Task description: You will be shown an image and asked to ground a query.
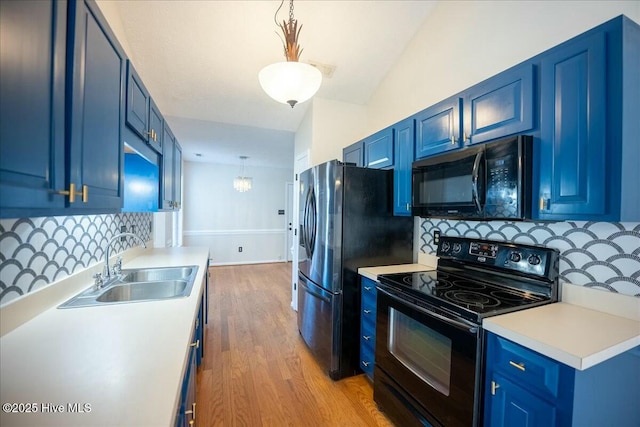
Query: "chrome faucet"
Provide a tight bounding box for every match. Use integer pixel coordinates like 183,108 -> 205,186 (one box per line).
103,232 -> 147,280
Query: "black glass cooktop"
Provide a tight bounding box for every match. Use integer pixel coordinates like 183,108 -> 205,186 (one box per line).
378,269 -> 551,322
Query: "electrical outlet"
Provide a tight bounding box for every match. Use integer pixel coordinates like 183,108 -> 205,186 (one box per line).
433,229 -> 441,245
238,246 -> 243,253
120,226 -> 127,241
130,225 -> 136,234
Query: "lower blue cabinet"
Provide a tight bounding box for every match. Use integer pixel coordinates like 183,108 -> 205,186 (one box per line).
176,294 -> 204,427
484,332 -> 640,427
360,277 -> 378,380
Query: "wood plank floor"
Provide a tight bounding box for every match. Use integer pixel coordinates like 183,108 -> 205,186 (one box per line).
196,262 -> 394,427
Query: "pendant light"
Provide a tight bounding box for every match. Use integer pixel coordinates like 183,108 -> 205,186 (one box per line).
259,0 -> 322,108
233,156 -> 252,193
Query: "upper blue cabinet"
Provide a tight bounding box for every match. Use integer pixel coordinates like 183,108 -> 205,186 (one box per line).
0,0 -> 126,218
0,0 -> 67,216
393,118 -> 415,216
364,127 -> 394,169
343,141 -> 364,167
464,63 -> 535,145
67,0 -> 126,211
415,96 -> 462,159
535,16 -> 640,221
125,61 -> 163,155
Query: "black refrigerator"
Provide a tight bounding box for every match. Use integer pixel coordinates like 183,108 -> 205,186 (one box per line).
297,160 -> 413,380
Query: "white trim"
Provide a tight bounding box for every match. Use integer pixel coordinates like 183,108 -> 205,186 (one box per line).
209,259 -> 287,267
183,229 -> 286,236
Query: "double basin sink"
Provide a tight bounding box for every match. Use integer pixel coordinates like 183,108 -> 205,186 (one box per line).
59,266 -> 198,308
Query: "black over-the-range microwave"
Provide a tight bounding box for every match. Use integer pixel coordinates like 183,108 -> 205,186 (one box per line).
412,135 -> 533,220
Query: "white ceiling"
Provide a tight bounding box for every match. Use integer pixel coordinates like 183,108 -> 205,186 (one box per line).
112,1 -> 437,167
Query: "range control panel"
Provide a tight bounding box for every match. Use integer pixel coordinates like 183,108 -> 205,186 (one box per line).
436,236 -> 559,280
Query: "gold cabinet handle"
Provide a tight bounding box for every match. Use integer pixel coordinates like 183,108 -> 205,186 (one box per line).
463,133 -> 470,143
362,361 -> 370,367
58,183 -> 87,203
363,309 -> 371,314
190,339 -> 200,349
491,380 -> 500,395
364,286 -> 371,291
363,335 -> 371,341
509,360 -> 526,371
185,402 -> 196,425
450,135 -> 456,145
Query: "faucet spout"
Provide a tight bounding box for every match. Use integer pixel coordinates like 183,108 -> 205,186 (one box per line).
104,233 -> 147,279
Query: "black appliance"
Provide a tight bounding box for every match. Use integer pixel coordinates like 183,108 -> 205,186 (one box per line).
412,135 -> 532,219
374,235 -> 559,427
297,160 -> 413,380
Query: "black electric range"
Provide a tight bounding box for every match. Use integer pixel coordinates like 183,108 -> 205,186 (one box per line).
373,236 -> 560,427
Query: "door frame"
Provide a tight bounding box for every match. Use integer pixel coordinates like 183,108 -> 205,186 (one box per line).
292,150 -> 310,311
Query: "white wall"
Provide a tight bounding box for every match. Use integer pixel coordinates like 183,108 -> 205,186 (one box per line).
366,0 -> 640,134
294,97 -> 367,168
182,161 -> 293,265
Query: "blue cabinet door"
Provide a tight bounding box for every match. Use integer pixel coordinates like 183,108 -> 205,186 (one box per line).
464,63 -> 534,145
364,127 -> 394,169
393,118 -> 415,216
161,123 -> 176,210
67,0 -> 125,211
148,98 -> 163,154
0,0 -> 67,216
360,277 -> 378,380
487,373 -> 558,427
125,61 -> 150,142
537,32 -> 607,220
174,142 -> 182,209
415,96 -> 461,159
343,141 -> 364,167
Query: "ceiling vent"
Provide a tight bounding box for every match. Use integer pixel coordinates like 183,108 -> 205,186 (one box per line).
307,61 -> 336,78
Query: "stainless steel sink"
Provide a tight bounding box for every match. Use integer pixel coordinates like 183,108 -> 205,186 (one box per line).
120,267 -> 194,283
97,280 -> 188,302
59,265 -> 198,308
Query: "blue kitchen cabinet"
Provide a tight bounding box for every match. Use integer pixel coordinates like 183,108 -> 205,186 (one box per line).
125,62 -> 150,141
66,0 -> 126,211
536,16 -> 640,221
161,122 -> 183,210
149,98 -> 164,154
393,118 -> 415,216
484,332 -> 640,427
463,63 -> 534,146
125,61 -> 163,155
415,96 -> 462,159
0,0 -> 67,217
360,277 -> 378,379
176,294 -> 204,427
343,141 -> 364,167
364,127 -> 394,169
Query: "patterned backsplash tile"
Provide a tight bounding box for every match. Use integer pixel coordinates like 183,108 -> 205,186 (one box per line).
419,219 -> 640,297
0,213 -> 152,305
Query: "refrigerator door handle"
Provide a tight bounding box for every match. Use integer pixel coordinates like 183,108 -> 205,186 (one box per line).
300,275 -> 331,303
308,187 -> 317,259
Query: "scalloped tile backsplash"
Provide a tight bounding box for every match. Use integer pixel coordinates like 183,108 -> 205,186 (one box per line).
419,219 -> 640,297
0,213 -> 152,305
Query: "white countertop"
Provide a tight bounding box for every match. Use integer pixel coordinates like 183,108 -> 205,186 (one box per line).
358,253 -> 438,281
483,302 -> 640,370
358,263 -> 434,281
0,247 -> 209,427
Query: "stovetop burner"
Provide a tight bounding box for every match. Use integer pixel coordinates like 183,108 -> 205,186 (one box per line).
379,269 -> 552,323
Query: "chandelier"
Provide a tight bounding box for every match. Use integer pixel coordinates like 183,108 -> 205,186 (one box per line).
233,156 -> 252,193
258,0 -> 322,108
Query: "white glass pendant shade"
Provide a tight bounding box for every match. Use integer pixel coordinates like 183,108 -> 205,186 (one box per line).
259,61 -> 322,107
233,176 -> 252,192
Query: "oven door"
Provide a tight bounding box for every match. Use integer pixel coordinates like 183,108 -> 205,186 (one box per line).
374,285 -> 480,427
412,144 -> 485,218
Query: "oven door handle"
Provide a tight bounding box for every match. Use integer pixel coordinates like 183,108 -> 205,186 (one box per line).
377,286 -> 479,335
